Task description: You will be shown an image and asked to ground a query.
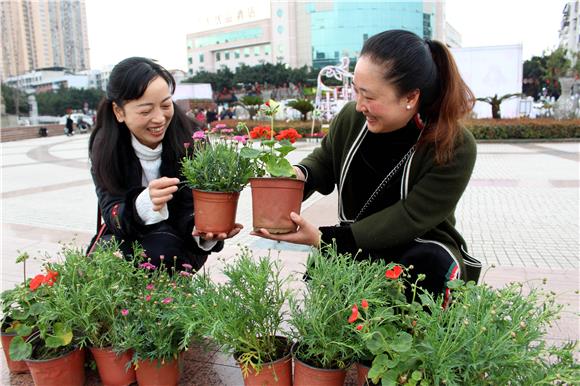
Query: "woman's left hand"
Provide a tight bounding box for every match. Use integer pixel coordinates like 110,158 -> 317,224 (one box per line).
251,212 -> 321,247
193,223 -> 244,241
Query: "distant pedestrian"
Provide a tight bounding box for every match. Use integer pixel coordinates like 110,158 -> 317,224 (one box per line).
65,114 -> 74,136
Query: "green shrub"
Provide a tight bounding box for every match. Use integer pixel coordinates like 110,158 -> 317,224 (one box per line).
464,118 -> 580,140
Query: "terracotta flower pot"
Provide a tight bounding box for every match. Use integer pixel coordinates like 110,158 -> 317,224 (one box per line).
293,356 -> 347,386
1,333 -> 29,373
356,362 -> 372,386
90,347 -> 136,386
25,348 -> 86,386
193,190 -> 240,234
241,352 -> 292,386
238,337 -> 292,386
249,177 -> 305,234
135,357 -> 180,386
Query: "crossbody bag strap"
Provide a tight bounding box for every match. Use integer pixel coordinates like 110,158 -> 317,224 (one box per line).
353,144 -> 416,222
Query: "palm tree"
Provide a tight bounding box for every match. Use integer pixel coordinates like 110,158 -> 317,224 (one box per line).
476,93 -> 521,119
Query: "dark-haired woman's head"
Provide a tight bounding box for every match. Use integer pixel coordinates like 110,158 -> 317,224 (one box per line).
356,30 -> 474,163
90,57 -> 196,193
104,57 -> 176,149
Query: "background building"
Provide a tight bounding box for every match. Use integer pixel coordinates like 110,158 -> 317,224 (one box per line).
558,0 -> 579,66
186,0 -> 457,74
0,0 -> 90,80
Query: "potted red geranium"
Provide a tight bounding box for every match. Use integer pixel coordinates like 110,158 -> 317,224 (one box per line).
239,100 -> 305,234
8,250 -> 86,386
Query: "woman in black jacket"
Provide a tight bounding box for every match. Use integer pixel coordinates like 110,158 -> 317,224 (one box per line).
88,57 -> 241,271
253,30 -> 479,300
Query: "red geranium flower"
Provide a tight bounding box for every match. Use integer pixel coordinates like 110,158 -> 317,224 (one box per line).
29,274 -> 45,291
275,128 -> 302,143
348,304 -> 359,323
385,265 -> 403,279
249,126 -> 276,140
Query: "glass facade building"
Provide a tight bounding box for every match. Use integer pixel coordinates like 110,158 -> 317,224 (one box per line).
308,2 -> 429,68
186,1 -> 445,74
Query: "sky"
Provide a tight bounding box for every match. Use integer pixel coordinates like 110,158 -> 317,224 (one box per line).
85,0 -> 570,71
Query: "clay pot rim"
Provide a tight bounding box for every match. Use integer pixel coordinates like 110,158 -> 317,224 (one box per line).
24,347 -> 83,364
192,188 -> 242,194
291,342 -> 351,371
249,177 -> 304,182
234,335 -> 293,365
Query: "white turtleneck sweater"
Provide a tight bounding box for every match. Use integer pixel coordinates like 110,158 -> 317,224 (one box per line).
131,134 -> 216,251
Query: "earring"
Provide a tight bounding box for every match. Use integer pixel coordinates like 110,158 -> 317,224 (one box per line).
406,105 -> 411,110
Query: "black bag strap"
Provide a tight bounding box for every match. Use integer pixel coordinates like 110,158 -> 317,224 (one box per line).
87,206 -> 106,256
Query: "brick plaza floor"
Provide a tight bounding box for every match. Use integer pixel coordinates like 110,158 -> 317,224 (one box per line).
1,134 -> 578,385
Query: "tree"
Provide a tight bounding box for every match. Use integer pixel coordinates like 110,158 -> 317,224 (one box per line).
476,93 -> 521,119
523,48 -> 573,100
237,95 -> 263,120
287,99 -> 314,121
1,84 -> 28,115
35,88 -> 105,116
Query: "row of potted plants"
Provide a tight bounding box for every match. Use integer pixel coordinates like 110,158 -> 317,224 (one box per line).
2,241 -> 577,386
181,99 -> 305,236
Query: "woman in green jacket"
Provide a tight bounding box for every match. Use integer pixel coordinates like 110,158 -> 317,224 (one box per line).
253,30 -> 480,299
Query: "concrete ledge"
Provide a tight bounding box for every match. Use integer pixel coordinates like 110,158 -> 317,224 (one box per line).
0,124 -> 66,143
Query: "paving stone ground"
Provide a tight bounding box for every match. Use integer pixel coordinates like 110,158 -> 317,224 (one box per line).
1,135 -> 578,385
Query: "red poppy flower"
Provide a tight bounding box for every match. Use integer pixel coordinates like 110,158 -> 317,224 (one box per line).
356,324 -> 363,331
361,299 -> 368,310
385,265 -> 403,279
29,274 -> 45,291
348,304 -> 359,323
43,270 -> 58,286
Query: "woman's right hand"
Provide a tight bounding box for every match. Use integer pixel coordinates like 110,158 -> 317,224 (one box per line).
149,177 -> 180,211
293,166 -> 306,181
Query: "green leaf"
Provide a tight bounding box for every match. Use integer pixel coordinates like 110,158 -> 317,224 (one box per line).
366,330 -> 387,354
9,336 -> 32,361
265,158 -> 295,177
381,372 -> 398,386
11,309 -> 29,320
391,331 -> 412,353
15,323 -> 33,336
446,279 -> 464,289
412,370 -> 423,381
261,139 -> 276,147
275,144 -> 296,157
239,147 -> 262,159
46,323 -> 73,347
29,302 -> 45,316
45,336 -> 64,348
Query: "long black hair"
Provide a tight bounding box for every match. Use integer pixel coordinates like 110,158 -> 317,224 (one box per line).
89,57 -> 197,194
361,30 -> 474,164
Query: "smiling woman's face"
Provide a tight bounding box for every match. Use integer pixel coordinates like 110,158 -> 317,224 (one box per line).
113,76 -> 174,149
353,55 -> 418,133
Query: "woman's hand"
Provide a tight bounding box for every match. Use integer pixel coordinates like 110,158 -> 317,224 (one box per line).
193,223 -> 244,241
293,166 -> 306,181
149,177 -> 180,211
251,212 -> 321,247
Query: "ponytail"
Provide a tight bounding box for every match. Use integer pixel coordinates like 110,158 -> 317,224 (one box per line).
422,40 -> 475,164
361,30 -> 475,165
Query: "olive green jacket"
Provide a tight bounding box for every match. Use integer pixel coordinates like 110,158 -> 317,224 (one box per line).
300,102 -> 478,280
